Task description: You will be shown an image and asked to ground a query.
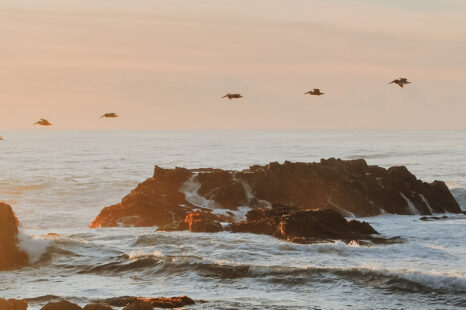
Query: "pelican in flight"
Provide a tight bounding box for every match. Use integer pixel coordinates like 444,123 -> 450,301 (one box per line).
222,93 -> 243,100
388,78 -> 411,88
100,113 -> 119,118
34,119 -> 52,126
305,89 -> 324,96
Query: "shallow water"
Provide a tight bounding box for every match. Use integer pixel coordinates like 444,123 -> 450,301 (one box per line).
0,130 -> 465,309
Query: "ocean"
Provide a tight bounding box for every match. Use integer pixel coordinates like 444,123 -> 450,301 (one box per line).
0,130 -> 465,309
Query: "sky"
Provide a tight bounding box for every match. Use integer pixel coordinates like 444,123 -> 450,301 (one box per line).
0,0 -> 465,130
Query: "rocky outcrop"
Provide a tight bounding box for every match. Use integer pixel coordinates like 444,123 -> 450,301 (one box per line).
41,300 -> 82,310
90,167 -> 194,228
0,298 -> 28,310
228,204 -> 379,244
98,296 -> 195,309
90,159 -> 461,229
0,202 -> 29,271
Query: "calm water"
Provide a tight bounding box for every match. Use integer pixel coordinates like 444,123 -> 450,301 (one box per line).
0,130 -> 465,309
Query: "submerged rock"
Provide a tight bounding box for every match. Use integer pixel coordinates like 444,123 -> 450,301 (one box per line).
229,204 -> 379,244
419,215 -> 449,221
0,298 -> 28,310
0,202 -> 29,271
90,159 -> 461,229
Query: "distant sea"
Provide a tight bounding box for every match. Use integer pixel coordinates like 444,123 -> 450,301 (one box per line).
0,130 -> 465,309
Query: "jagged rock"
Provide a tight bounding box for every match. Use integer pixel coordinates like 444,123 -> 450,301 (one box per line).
90,167 -> 193,228
40,300 -> 82,310
229,204 -> 379,243
0,202 -> 29,271
0,298 -> 28,310
90,159 -> 461,229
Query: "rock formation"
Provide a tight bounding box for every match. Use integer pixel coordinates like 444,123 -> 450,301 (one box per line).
228,204 -> 379,243
90,159 -> 461,231
0,298 -> 28,310
40,300 -> 82,310
97,296 -> 195,309
0,202 -> 29,271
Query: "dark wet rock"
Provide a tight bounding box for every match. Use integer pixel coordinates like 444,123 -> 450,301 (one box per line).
183,212 -> 223,232
90,159 -> 461,228
0,298 -> 28,310
157,211 -> 224,233
41,300 -> 82,310
419,215 -> 449,221
98,296 -> 195,309
0,202 -> 29,271
137,296 -> 195,308
83,303 -> 113,310
122,302 -> 152,310
229,204 -> 379,244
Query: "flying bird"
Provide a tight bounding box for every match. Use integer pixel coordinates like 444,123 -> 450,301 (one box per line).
388,78 -> 411,88
34,119 -> 52,126
222,93 -> 243,100
100,113 -> 119,118
305,89 -> 324,96
0,136 -> 3,141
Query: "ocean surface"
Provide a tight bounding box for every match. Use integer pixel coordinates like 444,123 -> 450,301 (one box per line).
0,130 -> 465,310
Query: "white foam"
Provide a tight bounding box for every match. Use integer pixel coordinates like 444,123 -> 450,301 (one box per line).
128,249 -> 163,260
418,194 -> 434,214
212,206 -> 251,221
180,174 -> 218,209
17,232 -> 50,264
400,192 -> 419,215
327,198 -> 355,218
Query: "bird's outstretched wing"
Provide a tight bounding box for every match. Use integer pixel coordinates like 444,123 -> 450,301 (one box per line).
388,79 -> 398,84
221,94 -> 229,98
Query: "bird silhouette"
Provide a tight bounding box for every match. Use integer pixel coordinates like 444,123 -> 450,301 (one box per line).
100,113 -> 119,118
0,136 -> 3,141
34,119 -> 52,126
304,89 -> 324,96
388,78 -> 411,88
222,93 -> 243,100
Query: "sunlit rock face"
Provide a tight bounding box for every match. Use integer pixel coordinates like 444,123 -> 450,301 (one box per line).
0,202 -> 29,271
0,298 -> 28,310
90,159 -> 461,229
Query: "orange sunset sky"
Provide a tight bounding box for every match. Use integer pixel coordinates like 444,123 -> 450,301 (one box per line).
1,0 -> 465,130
